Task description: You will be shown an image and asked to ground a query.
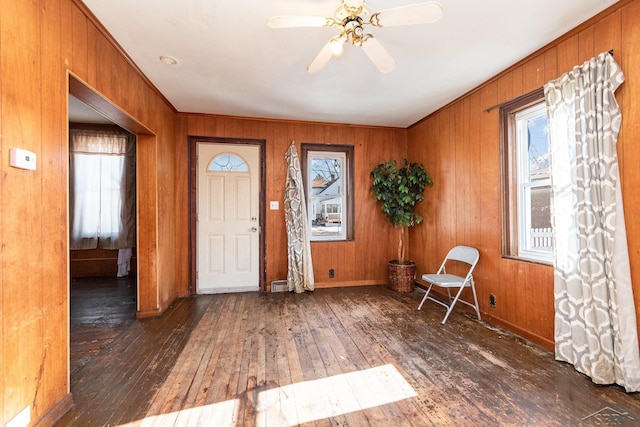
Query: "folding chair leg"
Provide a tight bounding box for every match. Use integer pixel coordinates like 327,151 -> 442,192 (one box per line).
469,279 -> 481,321
441,286 -> 467,324
417,284 -> 434,311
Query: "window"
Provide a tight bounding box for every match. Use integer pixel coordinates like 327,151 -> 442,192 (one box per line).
69,128 -> 136,250
501,89 -> 552,263
301,144 -> 354,241
208,153 -> 249,172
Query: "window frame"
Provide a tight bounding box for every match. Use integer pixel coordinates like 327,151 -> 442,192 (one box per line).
69,125 -> 136,250
300,144 -> 355,242
500,88 -> 553,264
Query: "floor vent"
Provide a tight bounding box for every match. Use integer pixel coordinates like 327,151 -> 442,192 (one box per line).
271,280 -> 288,293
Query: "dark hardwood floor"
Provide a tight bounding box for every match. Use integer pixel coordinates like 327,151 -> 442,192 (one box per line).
69,276 -> 138,375
57,281 -> 640,426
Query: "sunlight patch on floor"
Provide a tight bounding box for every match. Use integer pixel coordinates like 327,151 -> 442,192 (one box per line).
118,399 -> 240,427
256,364 -> 417,426
118,364 -> 416,426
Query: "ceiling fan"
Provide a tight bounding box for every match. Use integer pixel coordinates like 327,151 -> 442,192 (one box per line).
267,0 -> 444,73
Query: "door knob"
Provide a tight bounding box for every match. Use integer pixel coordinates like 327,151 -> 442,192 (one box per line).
251,227 -> 258,232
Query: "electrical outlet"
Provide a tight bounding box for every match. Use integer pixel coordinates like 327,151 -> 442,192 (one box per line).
489,293 -> 497,308
329,269 -> 335,278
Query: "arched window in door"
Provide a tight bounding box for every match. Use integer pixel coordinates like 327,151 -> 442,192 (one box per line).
208,153 -> 249,172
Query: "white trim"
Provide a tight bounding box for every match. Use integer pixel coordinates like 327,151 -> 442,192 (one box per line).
515,102 -> 552,263
307,150 -> 347,241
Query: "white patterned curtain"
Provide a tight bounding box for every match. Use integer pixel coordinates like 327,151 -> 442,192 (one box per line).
284,141 -> 315,293
544,52 -> 640,391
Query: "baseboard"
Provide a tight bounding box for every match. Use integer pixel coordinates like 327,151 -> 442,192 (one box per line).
34,393 -> 74,427
415,278 -> 554,352
136,307 -> 161,318
481,313 -> 554,351
136,293 -> 178,318
313,280 -> 385,288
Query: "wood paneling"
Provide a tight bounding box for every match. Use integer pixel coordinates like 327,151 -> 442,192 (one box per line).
0,75 -> 3,427
41,0 -> 70,416
178,115 -> 406,290
2,0 -> 639,425
408,0 -> 639,349
621,0 -> 640,346
1,0 -> 180,424
1,0 -> 46,423
70,249 -> 137,278
136,134 -> 160,316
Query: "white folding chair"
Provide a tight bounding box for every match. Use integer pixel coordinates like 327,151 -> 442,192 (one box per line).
417,246 -> 481,324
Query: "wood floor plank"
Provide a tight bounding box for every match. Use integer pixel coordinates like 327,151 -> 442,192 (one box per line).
105,298 -> 213,425
306,292 -> 394,426
327,289 -> 450,426
147,294 -> 226,417
59,279 -> 214,426
234,293 -> 258,426
367,293 -> 488,415
299,295 -> 369,426
59,283 -> 640,427
377,290 -> 531,425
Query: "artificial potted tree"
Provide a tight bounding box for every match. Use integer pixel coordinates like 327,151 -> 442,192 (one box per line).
371,159 -> 433,292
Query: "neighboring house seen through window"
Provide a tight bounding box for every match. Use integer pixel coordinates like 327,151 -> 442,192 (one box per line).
501,89 -> 553,264
301,144 -> 354,241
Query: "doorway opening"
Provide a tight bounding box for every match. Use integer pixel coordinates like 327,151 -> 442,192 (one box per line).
68,94 -> 138,372
67,73 -> 157,391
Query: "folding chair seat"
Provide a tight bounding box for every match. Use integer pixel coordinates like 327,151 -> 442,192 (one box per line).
417,245 -> 481,324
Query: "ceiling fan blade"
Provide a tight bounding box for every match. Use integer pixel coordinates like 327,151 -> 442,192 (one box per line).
373,1 -> 444,27
307,41 -> 334,74
360,37 -> 396,73
267,15 -> 333,28
343,0 -> 365,8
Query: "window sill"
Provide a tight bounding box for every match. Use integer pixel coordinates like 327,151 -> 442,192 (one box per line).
502,254 -> 553,267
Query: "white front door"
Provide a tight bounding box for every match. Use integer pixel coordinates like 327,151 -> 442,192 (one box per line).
197,143 -> 260,293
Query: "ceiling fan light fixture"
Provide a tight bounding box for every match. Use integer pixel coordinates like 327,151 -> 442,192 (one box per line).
330,35 -> 346,56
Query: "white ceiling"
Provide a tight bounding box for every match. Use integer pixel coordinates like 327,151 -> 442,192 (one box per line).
69,95 -> 112,124
79,0 -> 618,128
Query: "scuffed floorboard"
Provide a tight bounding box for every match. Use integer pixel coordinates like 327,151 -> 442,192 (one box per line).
60,284 -> 640,426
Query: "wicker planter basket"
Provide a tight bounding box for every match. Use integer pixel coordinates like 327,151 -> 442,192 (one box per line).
388,261 -> 416,292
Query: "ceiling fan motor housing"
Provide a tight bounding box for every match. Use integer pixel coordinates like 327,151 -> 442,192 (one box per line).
344,17 -> 366,44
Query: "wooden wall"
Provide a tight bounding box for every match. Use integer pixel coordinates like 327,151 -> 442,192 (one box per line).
408,0 -> 640,349
0,0 -> 180,425
1,0 -> 638,425
70,249 -> 137,278
178,115 -> 407,289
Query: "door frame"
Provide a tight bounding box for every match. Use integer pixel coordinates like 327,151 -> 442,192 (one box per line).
69,74 -> 157,315
189,136 -> 266,294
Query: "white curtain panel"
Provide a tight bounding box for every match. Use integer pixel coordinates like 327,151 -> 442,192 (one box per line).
284,141 -> 315,293
545,52 -> 640,391
117,248 -> 133,277
69,128 -> 136,250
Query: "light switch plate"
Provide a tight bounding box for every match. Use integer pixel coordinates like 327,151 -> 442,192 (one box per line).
270,201 -> 279,210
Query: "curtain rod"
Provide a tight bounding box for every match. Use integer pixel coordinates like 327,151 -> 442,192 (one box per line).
483,88 -> 543,113
483,49 -> 614,113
